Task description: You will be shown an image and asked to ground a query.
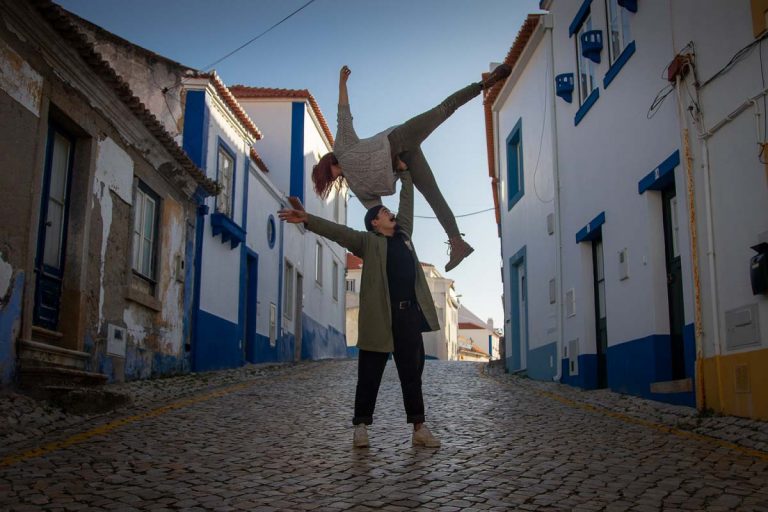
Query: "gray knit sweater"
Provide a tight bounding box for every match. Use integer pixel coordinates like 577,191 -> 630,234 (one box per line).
333,104 -> 396,209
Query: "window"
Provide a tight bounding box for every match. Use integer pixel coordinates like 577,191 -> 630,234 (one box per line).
605,0 -> 632,64
269,303 -> 277,347
132,182 -> 160,281
346,279 -> 356,293
315,241 -> 323,286
506,119 -> 524,210
267,215 -> 276,249
333,194 -> 340,223
284,260 -> 294,318
216,144 -> 235,218
575,16 -> 597,105
332,261 -> 339,300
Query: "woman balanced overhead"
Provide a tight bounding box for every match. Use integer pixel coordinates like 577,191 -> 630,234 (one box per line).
311,64 -> 511,272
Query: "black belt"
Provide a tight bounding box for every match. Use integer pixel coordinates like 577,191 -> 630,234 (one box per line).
395,300 -> 419,310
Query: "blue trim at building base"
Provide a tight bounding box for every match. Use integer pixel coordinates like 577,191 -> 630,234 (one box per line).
0,273 -> 24,385
299,313 -> 347,360
557,327 -> 696,407
193,310 -> 242,372
249,314 -> 347,363
346,346 -> 359,358
560,354 -> 599,389
527,342 -> 558,380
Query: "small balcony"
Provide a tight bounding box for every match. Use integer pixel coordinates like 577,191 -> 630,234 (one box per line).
580,30 -> 603,64
556,73 -> 574,103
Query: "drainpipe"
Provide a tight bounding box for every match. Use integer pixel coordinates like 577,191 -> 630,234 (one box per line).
694,100 -> 726,414
674,75 -> 709,410
544,14 -> 565,382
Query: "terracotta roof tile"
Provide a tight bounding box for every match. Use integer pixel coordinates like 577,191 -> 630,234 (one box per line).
346,253 -> 363,269
250,148 -> 269,173
230,86 -> 334,147
34,0 -> 219,196
483,14 -> 542,230
459,322 -> 486,330
190,72 -> 262,140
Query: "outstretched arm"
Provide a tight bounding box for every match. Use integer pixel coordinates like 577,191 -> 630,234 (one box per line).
395,171 -> 414,237
339,65 -> 350,106
335,65 -> 359,149
278,197 -> 366,256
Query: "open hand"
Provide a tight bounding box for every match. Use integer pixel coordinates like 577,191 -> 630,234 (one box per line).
278,207 -> 308,224
340,65 -> 351,83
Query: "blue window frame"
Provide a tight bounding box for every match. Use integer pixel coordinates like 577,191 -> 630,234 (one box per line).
215,137 -> 237,219
506,119 -> 524,210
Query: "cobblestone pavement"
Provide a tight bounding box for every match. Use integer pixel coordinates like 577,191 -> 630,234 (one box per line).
1,360 -> 768,511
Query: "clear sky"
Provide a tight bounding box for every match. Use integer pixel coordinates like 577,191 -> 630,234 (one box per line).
56,0 -> 542,333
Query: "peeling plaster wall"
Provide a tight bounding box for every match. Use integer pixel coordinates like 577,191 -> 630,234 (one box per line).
93,136 -> 134,331
0,37 -> 42,117
157,199 -> 186,355
73,22 -> 190,143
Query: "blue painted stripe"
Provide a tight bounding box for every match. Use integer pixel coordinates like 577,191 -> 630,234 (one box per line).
299,313 -> 348,360
527,341 -> 557,380
569,0 -> 592,36
182,90 -> 209,169
0,274 -> 24,385
290,102 -> 305,203
193,310 -> 242,371
603,41 -> 636,88
560,354 -> 599,389
190,194 -> 208,372
606,332 -> 695,407
574,88 -> 600,126
575,211 -> 605,243
638,150 -> 680,194
244,250 -> 259,363
277,213 -> 285,336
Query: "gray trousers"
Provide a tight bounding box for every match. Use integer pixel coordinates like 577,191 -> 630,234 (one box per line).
387,82 -> 483,239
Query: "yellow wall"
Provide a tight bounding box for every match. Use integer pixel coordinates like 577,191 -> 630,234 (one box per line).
701,347 -> 768,420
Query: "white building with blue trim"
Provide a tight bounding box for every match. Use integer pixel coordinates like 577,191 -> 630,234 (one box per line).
486,1 -> 768,418
231,87 -> 348,362
68,17 -> 347,374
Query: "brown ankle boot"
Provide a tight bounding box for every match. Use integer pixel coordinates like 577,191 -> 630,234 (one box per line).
445,236 -> 474,272
482,64 -> 512,90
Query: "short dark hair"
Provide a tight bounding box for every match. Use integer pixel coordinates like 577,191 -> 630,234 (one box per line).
364,205 -> 385,232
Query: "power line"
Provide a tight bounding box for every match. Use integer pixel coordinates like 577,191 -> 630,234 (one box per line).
414,207 -> 495,219
200,0 -> 316,72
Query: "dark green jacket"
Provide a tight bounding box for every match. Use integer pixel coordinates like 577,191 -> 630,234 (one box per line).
305,172 -> 440,352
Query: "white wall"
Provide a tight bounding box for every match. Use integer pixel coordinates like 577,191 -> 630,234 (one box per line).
301,106 -> 347,335
549,0 -> 694,356
246,101 -> 293,194
246,167 -> 283,338
495,27 -> 558,365
670,0 -> 768,357
198,90 -> 252,322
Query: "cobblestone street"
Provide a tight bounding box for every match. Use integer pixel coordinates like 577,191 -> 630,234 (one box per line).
2,360 -> 768,511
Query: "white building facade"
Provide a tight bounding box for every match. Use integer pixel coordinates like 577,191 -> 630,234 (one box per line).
488,1 -> 768,418
233,88 -> 348,361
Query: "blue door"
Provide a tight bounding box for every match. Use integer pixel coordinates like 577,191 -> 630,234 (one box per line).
34,125 -> 74,331
244,251 -> 259,362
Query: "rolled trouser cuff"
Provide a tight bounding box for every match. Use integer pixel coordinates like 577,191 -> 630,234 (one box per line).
407,414 -> 426,424
353,416 -> 373,426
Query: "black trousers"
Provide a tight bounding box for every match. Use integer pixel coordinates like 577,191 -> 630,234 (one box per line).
353,304 -> 426,425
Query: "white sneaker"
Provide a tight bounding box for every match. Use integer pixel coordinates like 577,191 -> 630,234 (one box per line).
353,424 -> 369,448
412,424 -> 441,448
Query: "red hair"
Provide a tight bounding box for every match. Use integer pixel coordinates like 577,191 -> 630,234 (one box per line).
312,152 -> 344,198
